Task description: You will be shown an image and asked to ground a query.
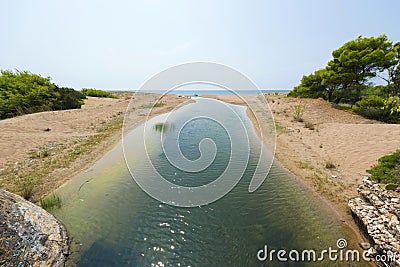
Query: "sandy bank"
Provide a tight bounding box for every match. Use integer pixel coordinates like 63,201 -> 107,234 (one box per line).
205,93 -> 400,250
0,93 -> 188,200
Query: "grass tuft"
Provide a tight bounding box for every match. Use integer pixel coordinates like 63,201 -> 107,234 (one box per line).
30,149 -> 50,159
293,104 -> 305,122
40,193 -> 62,210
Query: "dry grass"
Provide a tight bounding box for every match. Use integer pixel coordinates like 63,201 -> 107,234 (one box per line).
0,114 -> 124,201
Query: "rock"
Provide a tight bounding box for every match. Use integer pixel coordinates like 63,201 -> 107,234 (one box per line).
359,242 -> 371,250
0,189 -> 68,266
365,247 -> 377,257
349,178 -> 400,266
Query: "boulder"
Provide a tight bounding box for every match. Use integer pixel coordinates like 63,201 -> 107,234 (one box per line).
0,189 -> 68,266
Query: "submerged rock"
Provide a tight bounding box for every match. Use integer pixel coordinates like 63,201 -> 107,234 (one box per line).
0,189 -> 68,266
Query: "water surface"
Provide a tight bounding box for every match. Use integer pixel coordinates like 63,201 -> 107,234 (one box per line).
53,98 -> 356,266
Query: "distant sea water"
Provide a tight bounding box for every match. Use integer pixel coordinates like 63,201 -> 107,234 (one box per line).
125,89 -> 291,95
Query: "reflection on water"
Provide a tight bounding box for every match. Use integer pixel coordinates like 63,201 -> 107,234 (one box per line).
52,98 -> 358,266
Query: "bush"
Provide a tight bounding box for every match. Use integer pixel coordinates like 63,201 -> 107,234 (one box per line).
355,95 -> 385,109
353,95 -> 387,121
57,87 -> 85,109
81,88 -> 117,98
367,150 -> 400,184
353,95 -> 400,123
0,70 -> 85,119
384,96 -> 400,123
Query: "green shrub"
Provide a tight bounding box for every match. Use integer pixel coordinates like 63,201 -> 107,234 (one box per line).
57,87 -> 85,109
0,70 -> 85,119
384,96 -> 400,123
353,95 -> 387,121
352,95 -> 400,123
356,95 -> 385,109
367,150 -> 400,184
81,88 -> 117,98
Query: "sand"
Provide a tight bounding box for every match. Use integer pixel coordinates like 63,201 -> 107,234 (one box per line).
208,93 -> 400,200
0,93 -> 188,198
205,93 -> 400,248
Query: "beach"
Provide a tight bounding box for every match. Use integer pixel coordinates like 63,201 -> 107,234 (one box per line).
2,92 -> 400,249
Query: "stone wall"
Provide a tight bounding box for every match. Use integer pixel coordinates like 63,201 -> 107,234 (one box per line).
0,189 -> 68,266
349,178 -> 400,266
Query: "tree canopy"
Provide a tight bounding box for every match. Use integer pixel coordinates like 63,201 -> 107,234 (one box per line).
289,35 -> 400,123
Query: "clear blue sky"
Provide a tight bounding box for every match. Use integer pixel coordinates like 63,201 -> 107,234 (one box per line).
1,0 -> 399,90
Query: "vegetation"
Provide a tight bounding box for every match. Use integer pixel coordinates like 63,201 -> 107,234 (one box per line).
154,122 -> 170,133
293,104 -> 305,122
30,149 -> 50,159
289,35 -> 400,123
81,88 -> 117,98
141,101 -> 166,109
297,160 -> 314,170
17,174 -> 38,200
0,70 -> 85,119
39,193 -> 62,210
0,115 -> 124,201
367,150 -> 400,184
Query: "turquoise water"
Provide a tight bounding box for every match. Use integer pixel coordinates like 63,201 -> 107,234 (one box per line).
52,98 -> 357,266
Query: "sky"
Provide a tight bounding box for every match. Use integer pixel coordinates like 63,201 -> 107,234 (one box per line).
1,0 -> 400,90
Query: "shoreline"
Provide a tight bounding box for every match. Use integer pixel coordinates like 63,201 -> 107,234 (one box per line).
0,93 -> 189,201
56,95 -> 194,192
203,93 -> 372,249
2,92 -> 395,264
65,93 -> 370,254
